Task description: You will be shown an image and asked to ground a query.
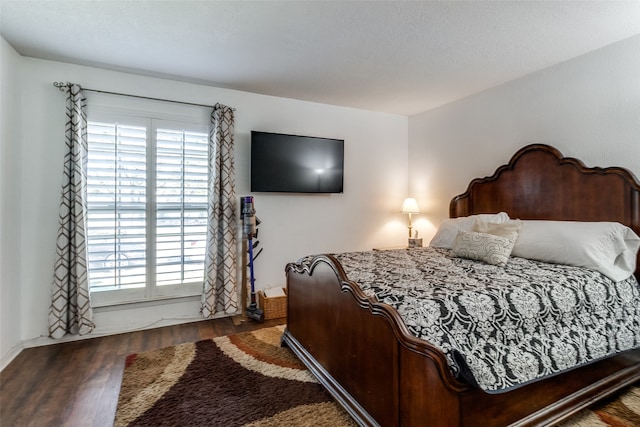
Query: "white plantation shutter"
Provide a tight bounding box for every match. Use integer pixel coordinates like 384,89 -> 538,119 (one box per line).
86,122 -> 147,292
155,128 -> 208,287
86,114 -> 209,305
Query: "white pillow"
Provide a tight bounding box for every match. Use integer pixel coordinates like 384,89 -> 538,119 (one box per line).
472,219 -> 522,242
429,212 -> 510,249
452,230 -> 515,266
511,221 -> 640,282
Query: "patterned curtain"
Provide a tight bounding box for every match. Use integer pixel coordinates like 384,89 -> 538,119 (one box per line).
201,103 -> 238,317
49,83 -> 95,338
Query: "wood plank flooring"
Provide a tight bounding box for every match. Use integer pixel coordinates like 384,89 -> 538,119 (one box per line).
0,317 -> 285,427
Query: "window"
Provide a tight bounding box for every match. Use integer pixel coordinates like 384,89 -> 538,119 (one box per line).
86,113 -> 209,306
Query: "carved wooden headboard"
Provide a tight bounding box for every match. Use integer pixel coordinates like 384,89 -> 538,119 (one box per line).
450,144 -> 640,280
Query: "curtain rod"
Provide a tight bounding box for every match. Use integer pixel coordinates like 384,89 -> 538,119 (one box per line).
52,81 -> 235,111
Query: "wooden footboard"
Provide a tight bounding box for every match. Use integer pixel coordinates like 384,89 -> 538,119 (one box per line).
284,254 -> 640,427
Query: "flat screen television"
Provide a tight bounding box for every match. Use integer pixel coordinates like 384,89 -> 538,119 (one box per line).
251,131 -> 344,193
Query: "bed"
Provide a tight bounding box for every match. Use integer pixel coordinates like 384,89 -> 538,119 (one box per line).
281,144 -> 640,427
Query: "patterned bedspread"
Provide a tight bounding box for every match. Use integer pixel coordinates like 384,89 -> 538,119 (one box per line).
322,247 -> 640,393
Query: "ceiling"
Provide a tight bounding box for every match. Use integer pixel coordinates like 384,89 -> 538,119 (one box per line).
2,1 -> 640,116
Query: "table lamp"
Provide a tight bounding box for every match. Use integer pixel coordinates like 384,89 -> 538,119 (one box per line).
400,198 -> 421,244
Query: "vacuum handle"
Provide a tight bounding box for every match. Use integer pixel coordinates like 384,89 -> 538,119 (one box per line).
242,196 -> 257,238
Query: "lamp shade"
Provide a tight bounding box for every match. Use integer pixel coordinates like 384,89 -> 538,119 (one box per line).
400,198 -> 420,214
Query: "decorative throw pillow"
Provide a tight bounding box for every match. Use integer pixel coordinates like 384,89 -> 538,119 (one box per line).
429,212 -> 510,249
452,230 -> 515,266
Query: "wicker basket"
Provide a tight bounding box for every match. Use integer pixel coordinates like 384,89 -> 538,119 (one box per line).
257,288 -> 287,320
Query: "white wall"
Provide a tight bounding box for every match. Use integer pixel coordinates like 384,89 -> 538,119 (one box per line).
0,38 -> 23,368
13,57 -> 408,346
408,35 -> 640,239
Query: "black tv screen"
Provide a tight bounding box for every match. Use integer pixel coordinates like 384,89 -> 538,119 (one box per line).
251,131 -> 344,193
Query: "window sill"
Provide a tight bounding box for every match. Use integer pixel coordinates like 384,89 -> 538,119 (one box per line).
92,292 -> 201,311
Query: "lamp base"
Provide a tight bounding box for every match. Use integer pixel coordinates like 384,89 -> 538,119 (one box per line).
408,238 -> 423,248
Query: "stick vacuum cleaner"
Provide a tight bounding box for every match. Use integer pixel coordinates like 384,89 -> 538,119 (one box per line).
242,196 -> 264,322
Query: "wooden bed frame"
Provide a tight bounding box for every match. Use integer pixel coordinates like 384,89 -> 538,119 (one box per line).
282,144 -> 640,427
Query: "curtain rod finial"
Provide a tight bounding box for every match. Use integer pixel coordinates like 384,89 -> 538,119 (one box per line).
53,81 -> 68,91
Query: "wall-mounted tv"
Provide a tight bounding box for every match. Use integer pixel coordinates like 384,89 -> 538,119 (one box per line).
251,131 -> 344,193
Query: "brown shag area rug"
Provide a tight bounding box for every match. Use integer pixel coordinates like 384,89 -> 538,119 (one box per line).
114,325 -> 639,426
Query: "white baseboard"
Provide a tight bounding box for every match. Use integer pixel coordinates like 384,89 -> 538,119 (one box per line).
22,315 -> 201,349
21,310 -> 239,350
7,295 -> 240,366
3,315 -> 208,371
1,342 -> 24,372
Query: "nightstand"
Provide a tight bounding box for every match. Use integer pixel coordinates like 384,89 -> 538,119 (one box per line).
372,246 -> 408,251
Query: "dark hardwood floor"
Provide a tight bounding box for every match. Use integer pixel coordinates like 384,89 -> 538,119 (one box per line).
1,316 -> 286,427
